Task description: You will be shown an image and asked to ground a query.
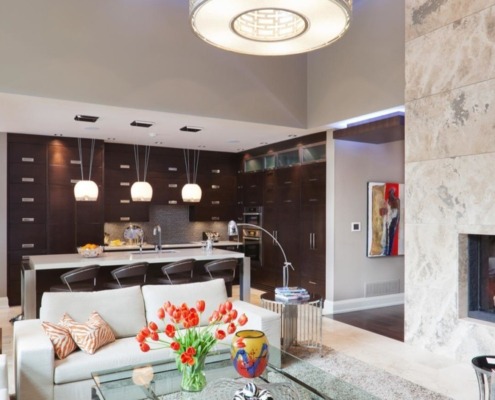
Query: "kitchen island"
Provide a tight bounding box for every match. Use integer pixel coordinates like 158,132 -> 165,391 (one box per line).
22,248 -> 249,319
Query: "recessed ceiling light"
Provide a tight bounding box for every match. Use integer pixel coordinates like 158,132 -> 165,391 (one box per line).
288,134 -> 297,138
149,132 -> 157,137
259,142 -> 268,145
180,126 -> 202,133
154,141 -> 164,145
74,114 -> 99,123
84,126 -> 99,131
130,120 -> 154,128
228,139 -> 240,144
54,133 -> 63,137
107,138 -> 116,141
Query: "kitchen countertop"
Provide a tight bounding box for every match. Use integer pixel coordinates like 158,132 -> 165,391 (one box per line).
29,247 -> 244,271
103,241 -> 242,252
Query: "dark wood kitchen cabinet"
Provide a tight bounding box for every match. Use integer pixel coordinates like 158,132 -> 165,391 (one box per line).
189,151 -> 238,222
7,135 -> 48,305
104,143 -> 149,222
47,138 -> 105,252
299,162 -> 326,297
260,167 -> 301,290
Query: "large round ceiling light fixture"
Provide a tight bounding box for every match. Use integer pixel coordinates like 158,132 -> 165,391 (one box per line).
189,0 -> 352,56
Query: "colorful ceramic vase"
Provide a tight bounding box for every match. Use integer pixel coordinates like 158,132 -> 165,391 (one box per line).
231,330 -> 269,378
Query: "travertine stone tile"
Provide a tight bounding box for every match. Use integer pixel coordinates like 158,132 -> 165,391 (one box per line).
406,6 -> 495,101
406,78 -> 495,162
406,0 -> 494,41
405,154 -> 495,226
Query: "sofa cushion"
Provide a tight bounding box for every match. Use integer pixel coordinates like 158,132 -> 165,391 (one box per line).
61,312 -> 116,355
39,286 -> 146,339
141,279 -> 228,330
41,321 -> 78,359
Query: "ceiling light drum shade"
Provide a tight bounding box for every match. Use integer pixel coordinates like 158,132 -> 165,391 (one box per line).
182,183 -> 202,203
131,181 -> 153,202
189,0 -> 352,56
74,180 -> 99,201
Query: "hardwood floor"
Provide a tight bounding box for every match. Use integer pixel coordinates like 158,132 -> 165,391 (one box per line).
329,304 -> 405,342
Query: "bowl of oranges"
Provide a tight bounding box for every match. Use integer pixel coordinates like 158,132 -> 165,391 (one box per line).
77,243 -> 103,258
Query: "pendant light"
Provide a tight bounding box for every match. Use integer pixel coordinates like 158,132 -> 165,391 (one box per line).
74,138 -> 99,201
131,145 -> 153,202
189,0 -> 352,56
182,149 -> 202,203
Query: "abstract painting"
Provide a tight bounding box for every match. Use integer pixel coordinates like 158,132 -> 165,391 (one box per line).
367,182 -> 404,257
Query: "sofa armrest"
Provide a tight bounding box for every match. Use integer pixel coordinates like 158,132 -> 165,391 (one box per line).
231,300 -> 281,349
0,354 -> 7,400
14,319 -> 55,400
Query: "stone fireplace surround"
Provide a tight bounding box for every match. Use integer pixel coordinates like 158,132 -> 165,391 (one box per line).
405,1 -> 495,361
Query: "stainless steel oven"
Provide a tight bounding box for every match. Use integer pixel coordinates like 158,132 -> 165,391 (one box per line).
242,206 -> 263,264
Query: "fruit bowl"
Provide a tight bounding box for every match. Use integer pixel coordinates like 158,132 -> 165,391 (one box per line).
77,244 -> 103,258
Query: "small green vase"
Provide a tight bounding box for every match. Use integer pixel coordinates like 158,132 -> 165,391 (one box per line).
180,355 -> 207,392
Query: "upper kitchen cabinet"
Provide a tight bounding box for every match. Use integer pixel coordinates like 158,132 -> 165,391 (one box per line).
147,147 -> 186,206
7,134 -> 48,305
104,143 -> 149,222
189,150 -> 239,221
47,138 -> 105,252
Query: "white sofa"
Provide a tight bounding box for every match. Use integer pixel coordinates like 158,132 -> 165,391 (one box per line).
0,354 -> 8,400
14,279 -> 281,400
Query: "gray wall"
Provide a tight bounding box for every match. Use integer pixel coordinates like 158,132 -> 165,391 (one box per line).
0,133 -> 7,304
307,0 -> 405,128
328,138 -> 405,309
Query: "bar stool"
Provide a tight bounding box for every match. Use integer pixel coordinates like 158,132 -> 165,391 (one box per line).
105,262 -> 149,289
50,264 -> 100,292
155,258 -> 195,285
472,355 -> 495,399
200,258 -> 237,297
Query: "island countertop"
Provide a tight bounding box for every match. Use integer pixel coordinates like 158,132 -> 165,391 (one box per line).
23,248 -> 251,319
29,247 -> 244,271
102,241 -> 242,252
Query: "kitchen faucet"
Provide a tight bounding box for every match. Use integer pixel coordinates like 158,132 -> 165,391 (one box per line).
153,225 -> 162,253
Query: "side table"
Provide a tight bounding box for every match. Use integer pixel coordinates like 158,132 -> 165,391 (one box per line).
260,292 -> 322,351
471,355 -> 495,400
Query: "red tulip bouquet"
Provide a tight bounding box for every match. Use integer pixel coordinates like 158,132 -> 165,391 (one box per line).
136,299 -> 248,392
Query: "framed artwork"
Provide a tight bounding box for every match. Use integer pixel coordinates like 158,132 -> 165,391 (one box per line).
367,182 -> 404,257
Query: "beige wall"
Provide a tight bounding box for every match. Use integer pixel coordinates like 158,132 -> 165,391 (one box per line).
307,0 -> 405,128
405,1 -> 495,360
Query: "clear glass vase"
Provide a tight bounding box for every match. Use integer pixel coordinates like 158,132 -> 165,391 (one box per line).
180,355 -> 207,392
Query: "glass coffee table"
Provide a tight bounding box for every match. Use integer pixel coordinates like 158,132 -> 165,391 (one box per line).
91,346 -> 377,400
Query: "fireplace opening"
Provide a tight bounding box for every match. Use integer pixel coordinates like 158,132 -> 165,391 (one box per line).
468,235 -> 495,323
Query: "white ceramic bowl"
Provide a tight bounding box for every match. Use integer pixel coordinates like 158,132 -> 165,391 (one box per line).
77,245 -> 103,258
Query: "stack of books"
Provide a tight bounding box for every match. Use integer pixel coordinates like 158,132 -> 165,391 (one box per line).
274,287 -> 310,302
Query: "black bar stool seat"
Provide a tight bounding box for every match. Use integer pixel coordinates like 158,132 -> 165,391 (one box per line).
50,264 -> 100,292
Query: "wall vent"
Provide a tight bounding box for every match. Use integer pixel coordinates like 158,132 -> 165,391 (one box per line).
365,279 -> 401,297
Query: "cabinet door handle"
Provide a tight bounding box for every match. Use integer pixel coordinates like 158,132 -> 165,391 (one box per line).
211,201 -> 220,205
168,183 -> 178,188
22,255 -> 30,260
168,200 -> 178,205
309,280 -> 317,285
22,198 -> 34,203
309,178 -> 318,182
283,200 -> 292,203
70,179 -> 79,184
120,199 -> 130,204
21,177 -> 34,183
211,185 -> 220,189
21,157 -> 34,163
284,181 -> 292,185
120,217 -> 130,221
120,182 -> 130,186
211,216 -> 220,221
22,244 -> 35,249
22,218 -> 34,222
70,159 -> 81,165
309,198 -> 318,203
168,167 -> 178,172
119,164 -> 130,169
211,169 -> 220,174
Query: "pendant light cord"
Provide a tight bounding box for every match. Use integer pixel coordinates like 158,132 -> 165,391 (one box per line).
78,138 -> 96,181
183,149 -> 200,184
134,145 -> 151,182
78,138 -> 84,180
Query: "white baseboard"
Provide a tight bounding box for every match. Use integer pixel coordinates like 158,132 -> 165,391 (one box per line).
0,297 -> 8,309
323,292 -> 404,315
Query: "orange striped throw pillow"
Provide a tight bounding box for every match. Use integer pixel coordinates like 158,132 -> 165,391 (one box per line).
61,311 -> 116,355
41,321 -> 78,360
